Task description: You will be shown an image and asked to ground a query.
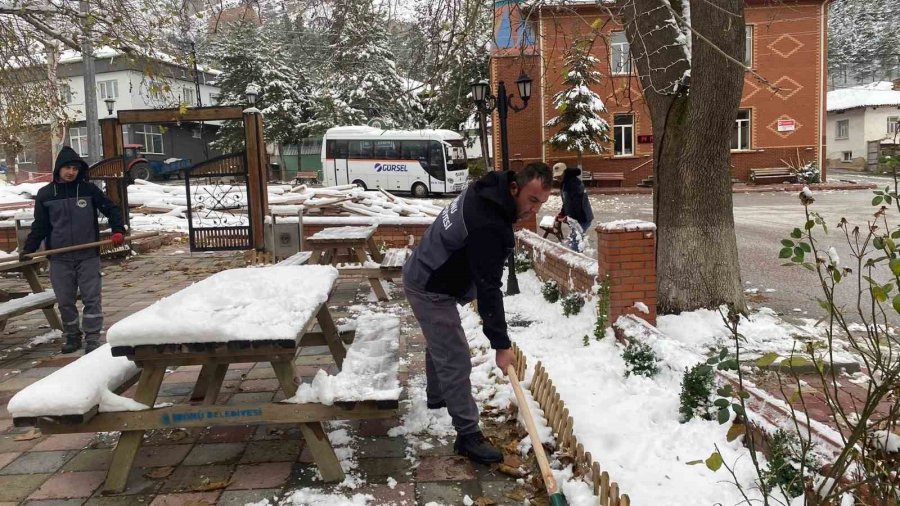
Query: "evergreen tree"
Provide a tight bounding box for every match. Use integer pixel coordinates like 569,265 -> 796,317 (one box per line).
207,20 -> 311,151
829,0 -> 900,85
306,0 -> 423,134
545,42 -> 610,169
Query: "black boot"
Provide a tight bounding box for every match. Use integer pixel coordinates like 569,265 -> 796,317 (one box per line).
60,335 -> 82,354
427,400 -> 446,410
84,336 -> 101,354
454,431 -> 502,464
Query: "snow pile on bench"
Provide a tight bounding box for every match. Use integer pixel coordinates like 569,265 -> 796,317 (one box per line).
285,313 -> 401,405
308,225 -> 377,241
0,291 -> 57,320
8,344 -> 142,418
107,266 -> 339,346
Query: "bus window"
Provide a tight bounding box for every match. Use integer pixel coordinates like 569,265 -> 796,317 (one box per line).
349,140 -> 373,159
446,139 -> 468,172
401,140 -> 427,162
326,140 -> 349,159
425,141 -> 446,181
373,140 -> 400,159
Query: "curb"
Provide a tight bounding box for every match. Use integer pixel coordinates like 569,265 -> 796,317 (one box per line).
586,182 -> 878,196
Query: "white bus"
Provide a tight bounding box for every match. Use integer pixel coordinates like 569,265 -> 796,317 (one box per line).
321,126 -> 469,197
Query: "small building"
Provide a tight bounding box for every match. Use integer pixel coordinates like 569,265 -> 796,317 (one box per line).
826,81 -> 900,171
13,48 -> 223,177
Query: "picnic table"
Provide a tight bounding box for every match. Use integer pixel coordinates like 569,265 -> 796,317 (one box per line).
8,264 -> 402,493
0,257 -> 62,331
306,225 -> 395,301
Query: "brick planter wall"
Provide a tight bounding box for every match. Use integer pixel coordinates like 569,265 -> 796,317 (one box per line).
597,220 -> 657,325
516,230 -> 597,293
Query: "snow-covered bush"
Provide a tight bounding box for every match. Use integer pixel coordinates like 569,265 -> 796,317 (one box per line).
541,280 -> 560,303
514,253 -> 532,273
795,162 -> 820,184
762,430 -> 819,499
593,277 -> 610,341
678,362 -> 715,422
622,340 -> 659,378
560,292 -> 585,317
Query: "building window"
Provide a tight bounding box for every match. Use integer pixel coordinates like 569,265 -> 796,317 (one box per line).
744,25 -> 753,67
148,80 -> 165,100
209,94 -> 220,105
59,83 -> 73,104
15,148 -> 34,164
835,119 -> 849,140
98,79 -> 118,100
611,32 -> 631,75
731,109 -> 751,150
135,124 -> 164,154
69,127 -> 88,157
182,87 -> 195,106
888,116 -> 899,134
613,114 -> 634,156
842,151 -> 853,161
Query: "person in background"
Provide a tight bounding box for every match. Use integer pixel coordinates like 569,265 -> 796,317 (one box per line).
553,162 -> 594,251
21,146 -> 125,354
403,163 -> 553,464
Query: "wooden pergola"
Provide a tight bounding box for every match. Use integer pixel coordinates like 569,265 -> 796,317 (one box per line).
95,106 -> 269,250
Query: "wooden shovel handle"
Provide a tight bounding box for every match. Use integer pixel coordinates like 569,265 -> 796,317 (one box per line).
0,231 -> 160,263
507,365 -> 561,496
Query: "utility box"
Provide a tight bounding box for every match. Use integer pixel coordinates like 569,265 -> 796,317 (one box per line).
267,221 -> 300,261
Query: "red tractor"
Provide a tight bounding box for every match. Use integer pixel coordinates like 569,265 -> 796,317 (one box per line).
123,144 -> 152,182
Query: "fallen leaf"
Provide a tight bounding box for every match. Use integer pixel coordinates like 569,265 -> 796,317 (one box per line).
503,454 -> 523,468
474,496 -> 496,506
145,466 -> 175,479
182,501 -> 212,506
497,463 -> 525,478
505,488 -> 528,501
726,422 -> 746,442
192,478 -> 231,492
14,428 -> 42,441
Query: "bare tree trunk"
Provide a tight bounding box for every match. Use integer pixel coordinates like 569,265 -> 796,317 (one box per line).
623,0 -> 747,313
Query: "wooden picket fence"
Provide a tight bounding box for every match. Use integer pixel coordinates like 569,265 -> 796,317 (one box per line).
511,343 -> 632,506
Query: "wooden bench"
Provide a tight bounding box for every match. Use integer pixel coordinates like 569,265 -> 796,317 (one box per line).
0,291 -> 58,331
295,171 -> 319,185
9,344 -> 142,425
749,167 -> 797,184
591,172 -> 626,187
337,247 -> 410,301
276,251 -> 312,266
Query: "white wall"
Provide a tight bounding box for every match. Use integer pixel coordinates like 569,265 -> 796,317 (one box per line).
61,70 -> 221,122
826,108 -> 867,162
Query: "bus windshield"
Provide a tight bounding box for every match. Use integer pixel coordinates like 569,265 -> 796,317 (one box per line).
446,139 -> 467,172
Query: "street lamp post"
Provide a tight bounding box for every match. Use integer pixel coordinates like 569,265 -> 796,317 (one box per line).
471,71 -> 532,296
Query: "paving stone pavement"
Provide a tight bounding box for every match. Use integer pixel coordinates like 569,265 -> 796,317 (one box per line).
0,242 -> 526,505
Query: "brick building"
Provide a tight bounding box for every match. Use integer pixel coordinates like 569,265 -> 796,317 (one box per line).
490,0 -> 829,186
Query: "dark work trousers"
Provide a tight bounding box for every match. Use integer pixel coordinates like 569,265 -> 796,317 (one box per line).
49,256 -> 103,343
403,282 -> 480,436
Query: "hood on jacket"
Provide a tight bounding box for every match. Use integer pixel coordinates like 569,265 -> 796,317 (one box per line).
53,146 -> 89,182
562,167 -> 582,180
472,170 -> 518,224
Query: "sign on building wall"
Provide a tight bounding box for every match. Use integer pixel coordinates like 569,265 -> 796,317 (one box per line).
777,119 -> 796,132
637,135 -> 654,144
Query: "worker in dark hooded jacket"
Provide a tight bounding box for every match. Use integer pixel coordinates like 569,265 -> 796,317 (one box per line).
403,163 -> 552,464
22,146 -> 126,354
553,162 -> 594,251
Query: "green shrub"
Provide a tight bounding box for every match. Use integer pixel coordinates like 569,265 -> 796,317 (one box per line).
541,280 -> 560,303
679,362 -> 715,422
514,253 -> 532,273
622,340 -> 660,378
594,277 -> 610,340
561,292 -> 585,317
762,430 -> 817,498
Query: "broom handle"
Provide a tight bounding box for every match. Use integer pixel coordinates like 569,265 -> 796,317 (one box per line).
0,231 -> 160,263
507,365 -> 561,496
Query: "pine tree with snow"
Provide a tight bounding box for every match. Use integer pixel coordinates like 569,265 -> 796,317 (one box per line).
829,0 -> 900,85
545,41 -> 610,169
206,20 -> 311,151
305,0 -> 424,134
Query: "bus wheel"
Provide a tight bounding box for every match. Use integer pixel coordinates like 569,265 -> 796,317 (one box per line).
411,182 -> 428,198
352,179 -> 367,190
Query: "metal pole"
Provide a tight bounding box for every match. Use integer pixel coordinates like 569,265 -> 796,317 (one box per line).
191,41 -> 202,107
478,109 -> 491,172
80,0 -> 101,165
496,81 -> 519,295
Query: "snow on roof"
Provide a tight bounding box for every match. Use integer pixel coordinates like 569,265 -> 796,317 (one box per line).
285,313 -> 401,405
107,266 -> 338,347
8,344 -> 141,417
324,126 -> 463,141
827,81 -> 900,112
57,46 -> 222,75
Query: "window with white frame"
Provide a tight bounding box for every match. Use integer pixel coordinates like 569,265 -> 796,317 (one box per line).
182,87 -> 195,106
835,119 -> 849,139
613,114 -> 634,156
15,147 -> 34,164
842,151 -> 853,161
148,80 -> 164,100
888,116 -> 899,134
59,83 -> 73,104
69,127 -> 88,157
135,124 -> 164,154
731,109 -> 751,150
610,32 -> 631,75
98,79 -> 118,100
744,25 -> 753,67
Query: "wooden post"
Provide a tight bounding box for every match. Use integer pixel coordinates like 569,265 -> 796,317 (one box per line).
98,117 -> 129,228
243,111 -> 266,251
20,264 -> 62,331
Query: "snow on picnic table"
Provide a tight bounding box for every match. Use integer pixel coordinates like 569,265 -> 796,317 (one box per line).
308,225 -> 377,241
107,266 -> 338,347
504,270 -> 763,505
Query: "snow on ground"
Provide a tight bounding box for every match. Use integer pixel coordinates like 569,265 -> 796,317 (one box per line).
504,270 -> 769,505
